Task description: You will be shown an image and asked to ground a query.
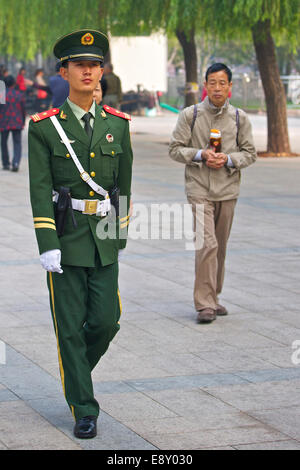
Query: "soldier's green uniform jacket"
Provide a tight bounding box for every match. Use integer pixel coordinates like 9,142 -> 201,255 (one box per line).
28,100 -> 133,267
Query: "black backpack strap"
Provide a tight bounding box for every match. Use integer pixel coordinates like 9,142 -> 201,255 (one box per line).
236,108 -> 240,146
190,104 -> 197,132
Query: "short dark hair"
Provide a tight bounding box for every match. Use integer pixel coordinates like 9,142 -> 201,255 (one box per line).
4,75 -> 15,88
205,63 -> 232,82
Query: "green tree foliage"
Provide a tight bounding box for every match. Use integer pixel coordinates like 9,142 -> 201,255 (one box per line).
0,0 -> 101,59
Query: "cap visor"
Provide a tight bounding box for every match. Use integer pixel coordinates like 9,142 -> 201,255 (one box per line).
66,56 -> 103,63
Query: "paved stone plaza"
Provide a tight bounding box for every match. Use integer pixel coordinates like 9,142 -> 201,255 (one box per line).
0,112 -> 300,450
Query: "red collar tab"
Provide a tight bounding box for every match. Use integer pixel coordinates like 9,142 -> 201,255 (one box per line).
31,108 -> 60,122
103,105 -> 131,121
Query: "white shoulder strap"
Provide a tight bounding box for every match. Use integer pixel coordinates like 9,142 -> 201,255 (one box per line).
50,115 -> 108,198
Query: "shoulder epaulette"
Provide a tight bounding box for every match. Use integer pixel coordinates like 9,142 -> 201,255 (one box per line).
31,108 -> 60,123
103,105 -> 131,121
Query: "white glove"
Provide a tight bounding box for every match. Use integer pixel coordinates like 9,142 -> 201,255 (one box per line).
40,249 -> 63,274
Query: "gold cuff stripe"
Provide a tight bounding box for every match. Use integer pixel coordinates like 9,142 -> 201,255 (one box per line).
49,273 -> 66,398
34,217 -> 55,224
117,289 -> 122,316
120,220 -> 129,229
34,223 -> 56,230
120,215 -> 130,222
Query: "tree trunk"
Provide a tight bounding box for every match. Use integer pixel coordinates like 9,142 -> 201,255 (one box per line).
176,28 -> 198,107
252,20 -> 291,154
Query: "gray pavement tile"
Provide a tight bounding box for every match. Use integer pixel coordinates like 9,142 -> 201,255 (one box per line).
204,379 -> 300,412
247,406 -> 300,441
135,351 -> 223,376
234,440 -> 300,450
140,425 -> 288,450
0,388 -> 19,402
96,391 -> 178,422
0,441 -> 8,450
126,372 -> 247,393
125,411 -> 260,435
199,446 -> 235,450
141,389 -> 237,418
250,346 -> 297,369
236,367 -> 300,383
222,331 -> 286,349
0,401 -> 81,450
92,343 -> 169,382
92,380 -> 136,395
195,349 -> 278,373
0,324 -> 54,347
0,354 -> 62,401
248,325 -> 300,347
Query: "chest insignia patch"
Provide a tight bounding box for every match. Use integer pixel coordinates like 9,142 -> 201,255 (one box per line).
106,134 -> 114,143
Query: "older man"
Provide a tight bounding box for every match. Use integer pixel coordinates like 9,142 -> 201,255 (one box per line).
169,63 -> 256,324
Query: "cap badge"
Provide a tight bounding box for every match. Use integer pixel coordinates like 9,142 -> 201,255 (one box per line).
81,32 -> 94,46
106,134 -> 114,143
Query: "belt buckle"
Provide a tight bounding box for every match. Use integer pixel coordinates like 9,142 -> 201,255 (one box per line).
80,171 -> 90,183
83,200 -> 98,215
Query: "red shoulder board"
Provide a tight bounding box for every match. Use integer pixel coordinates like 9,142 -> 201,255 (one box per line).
31,108 -> 60,123
103,105 -> 131,121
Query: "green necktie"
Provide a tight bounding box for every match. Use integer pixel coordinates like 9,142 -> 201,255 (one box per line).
82,112 -> 93,141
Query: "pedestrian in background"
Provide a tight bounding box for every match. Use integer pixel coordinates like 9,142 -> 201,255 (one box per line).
48,62 -> 69,108
16,67 -> 33,92
34,68 -> 48,111
93,80 -> 103,105
169,63 -> 257,324
0,75 -> 25,171
102,63 -> 122,109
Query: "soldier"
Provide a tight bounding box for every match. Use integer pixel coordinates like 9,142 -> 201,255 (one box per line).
28,29 -> 133,439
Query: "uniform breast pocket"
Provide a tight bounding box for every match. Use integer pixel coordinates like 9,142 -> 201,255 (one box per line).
99,143 -> 122,178
52,145 -> 81,182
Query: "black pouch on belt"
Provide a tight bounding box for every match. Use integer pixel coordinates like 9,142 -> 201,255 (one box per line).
55,186 -> 77,237
109,172 -> 120,217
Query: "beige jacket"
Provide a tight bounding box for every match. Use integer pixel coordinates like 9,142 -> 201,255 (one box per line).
169,97 -> 257,201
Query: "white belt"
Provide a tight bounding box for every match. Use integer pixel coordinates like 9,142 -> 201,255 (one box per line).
53,191 -> 111,216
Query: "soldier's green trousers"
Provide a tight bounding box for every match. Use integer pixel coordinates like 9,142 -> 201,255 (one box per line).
47,256 -> 121,420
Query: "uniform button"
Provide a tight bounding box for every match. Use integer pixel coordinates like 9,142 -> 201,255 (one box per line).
90,171 -> 96,177
111,151 -> 115,155
90,152 -> 95,158
89,191 -> 95,197
66,153 -> 70,158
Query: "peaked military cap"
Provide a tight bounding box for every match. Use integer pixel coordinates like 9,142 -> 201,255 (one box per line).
53,29 -> 109,64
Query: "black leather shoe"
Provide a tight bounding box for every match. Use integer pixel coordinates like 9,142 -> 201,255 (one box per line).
11,166 -> 19,172
74,415 -> 97,439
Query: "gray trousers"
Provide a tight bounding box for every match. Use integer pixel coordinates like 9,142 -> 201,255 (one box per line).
1,129 -> 22,168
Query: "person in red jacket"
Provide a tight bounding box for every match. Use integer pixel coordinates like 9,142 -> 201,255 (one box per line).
0,75 -> 26,171
16,67 -> 33,92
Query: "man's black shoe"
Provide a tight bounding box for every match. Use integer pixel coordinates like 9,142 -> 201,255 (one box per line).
12,166 -> 19,172
74,415 -> 97,439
